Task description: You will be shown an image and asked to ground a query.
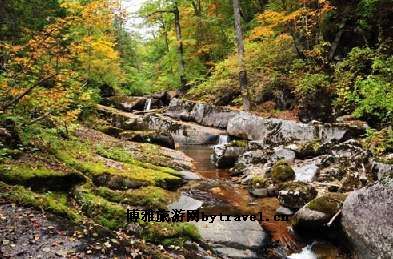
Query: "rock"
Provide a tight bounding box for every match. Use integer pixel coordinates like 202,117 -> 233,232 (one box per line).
193,218 -> 268,258
293,159 -> 320,183
293,193 -> 346,232
271,161 -> 295,183
120,130 -> 175,149
272,146 -> 296,163
211,144 -> 246,168
227,112 -> 365,144
145,114 -> 226,145
227,113 -> 316,143
342,184 -> 393,259
372,161 -> 393,181
177,171 -> 202,181
250,188 -> 269,197
166,99 -> 237,129
0,127 -> 12,146
276,207 -> 294,216
96,104 -> 147,131
108,96 -> 147,112
278,182 -> 317,209
168,194 -> 203,211
240,166 -> 269,184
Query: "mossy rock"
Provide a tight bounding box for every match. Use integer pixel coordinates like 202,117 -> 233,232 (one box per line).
0,164 -> 85,191
278,182 -> 318,209
74,185 -> 127,229
95,186 -> 176,209
297,140 -> 323,159
229,140 -> 248,148
251,176 -> 271,188
307,192 -> 347,217
0,182 -> 82,222
143,222 -> 200,246
271,160 -> 295,183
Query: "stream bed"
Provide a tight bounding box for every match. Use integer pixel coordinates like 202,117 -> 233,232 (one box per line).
178,145 -> 349,259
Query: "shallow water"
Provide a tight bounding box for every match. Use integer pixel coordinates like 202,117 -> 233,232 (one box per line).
179,144 -> 349,258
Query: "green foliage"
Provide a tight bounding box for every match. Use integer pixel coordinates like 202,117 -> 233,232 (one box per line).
296,73 -> 331,96
363,127 -> 393,155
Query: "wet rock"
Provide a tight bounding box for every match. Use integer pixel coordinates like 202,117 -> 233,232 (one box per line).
227,113 -> 316,143
276,207 -> 294,216
227,113 -> 365,144
293,193 -> 346,232
168,194 -> 203,211
293,159 -> 320,183
250,188 -> 269,197
166,99 -> 237,129
278,182 -> 317,209
145,114 -> 225,145
240,166 -> 270,185
211,144 -> 246,168
177,171 -> 202,181
342,183 -> 393,259
193,218 -> 268,258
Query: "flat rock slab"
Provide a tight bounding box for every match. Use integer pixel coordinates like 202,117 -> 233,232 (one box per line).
193,218 -> 268,258
168,194 -> 203,211
177,171 -> 203,181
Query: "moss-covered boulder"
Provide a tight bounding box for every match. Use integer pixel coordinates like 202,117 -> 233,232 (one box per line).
293,192 -> 346,232
271,160 -> 295,183
0,164 -> 84,191
278,182 -> 317,209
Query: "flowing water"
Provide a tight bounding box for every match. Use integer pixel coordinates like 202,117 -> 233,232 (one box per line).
144,98 -> 152,111
178,144 -> 349,259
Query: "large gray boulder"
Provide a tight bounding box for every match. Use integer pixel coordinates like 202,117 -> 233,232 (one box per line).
341,183 -> 393,259
193,218 -> 268,258
166,99 -> 237,129
227,113 -> 365,144
211,144 -> 246,168
145,114 -> 226,145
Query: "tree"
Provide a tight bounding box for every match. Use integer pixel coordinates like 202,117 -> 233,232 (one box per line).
232,0 -> 250,111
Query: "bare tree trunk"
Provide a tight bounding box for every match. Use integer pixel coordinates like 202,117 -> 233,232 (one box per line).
232,0 -> 250,111
174,2 -> 187,92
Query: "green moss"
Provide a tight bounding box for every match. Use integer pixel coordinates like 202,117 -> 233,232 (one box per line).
307,193 -> 347,217
143,222 -> 200,245
0,164 -> 84,190
251,176 -> 270,188
95,186 -> 176,209
229,140 -> 248,148
298,140 -> 322,158
74,185 -> 126,229
0,182 -> 82,222
271,160 -> 295,183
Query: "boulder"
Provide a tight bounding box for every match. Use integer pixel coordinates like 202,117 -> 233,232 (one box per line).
166,98 -> 238,129
293,192 -> 346,232
293,158 -> 320,183
211,144 -> 246,168
145,114 -> 226,145
276,206 -> 294,216
108,96 -> 147,112
227,113 -> 366,144
372,161 -> 393,181
177,171 -> 202,181
278,182 -> 317,209
271,160 -> 295,183
193,218 -> 268,258
119,130 -> 175,149
342,184 -> 393,259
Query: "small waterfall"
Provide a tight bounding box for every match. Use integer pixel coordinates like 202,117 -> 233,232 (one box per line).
144,98 -> 152,112
287,245 -> 317,259
218,135 -> 229,144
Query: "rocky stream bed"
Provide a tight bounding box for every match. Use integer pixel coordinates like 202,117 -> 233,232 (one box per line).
1,94 -> 392,258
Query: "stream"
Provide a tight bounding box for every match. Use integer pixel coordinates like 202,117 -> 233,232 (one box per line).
177,144 -> 348,259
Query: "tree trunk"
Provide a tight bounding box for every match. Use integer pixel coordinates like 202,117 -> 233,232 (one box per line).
232,0 -> 250,111
173,2 -> 187,92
